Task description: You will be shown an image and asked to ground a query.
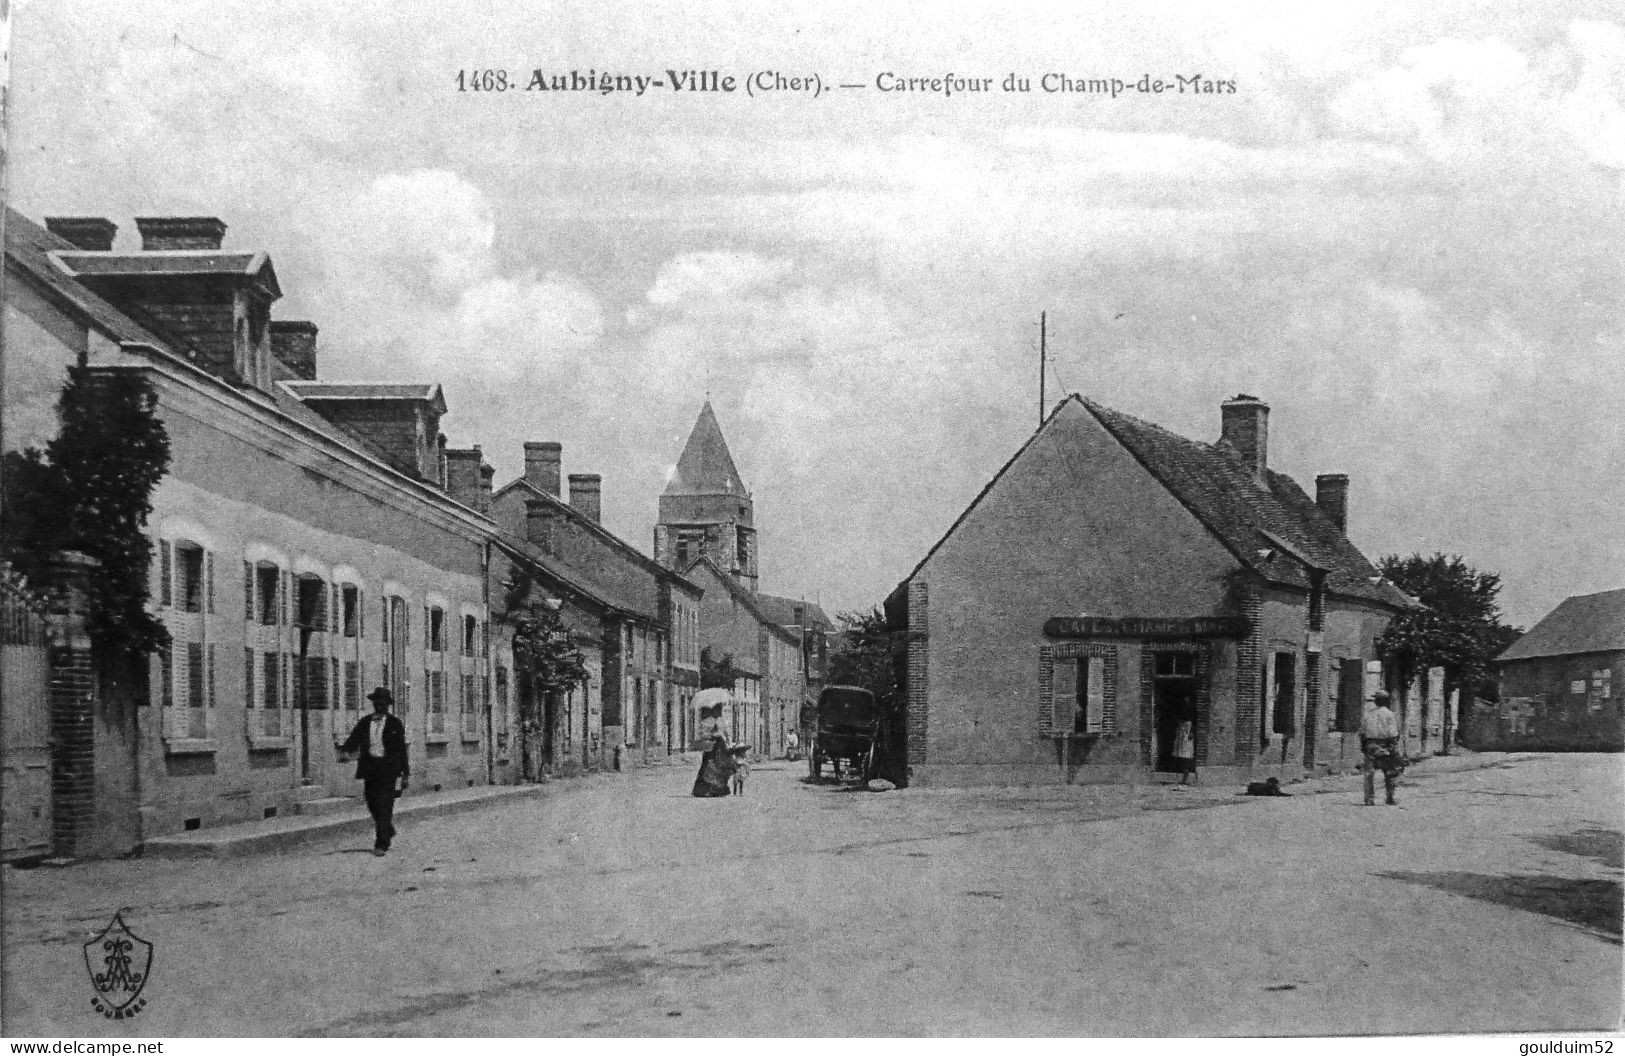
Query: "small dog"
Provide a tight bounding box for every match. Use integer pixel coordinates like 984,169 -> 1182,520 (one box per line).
1243,777 -> 1292,797
729,746 -> 750,795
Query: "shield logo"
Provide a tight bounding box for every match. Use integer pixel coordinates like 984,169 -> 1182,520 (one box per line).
82,911 -> 152,1013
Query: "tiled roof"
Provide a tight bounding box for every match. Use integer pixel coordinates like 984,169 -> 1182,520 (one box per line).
663,400 -> 748,497
687,557 -> 799,645
754,593 -> 833,629
494,477 -> 699,600
4,210 -> 174,348
1080,398 -> 1412,607
1497,589 -> 1625,662
897,394 -> 1412,610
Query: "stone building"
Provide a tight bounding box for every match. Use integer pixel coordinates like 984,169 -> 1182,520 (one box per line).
885,393 -> 1422,787
1481,588 -> 1624,751
653,401 -> 810,755
0,210 -> 615,855
490,447 -> 701,769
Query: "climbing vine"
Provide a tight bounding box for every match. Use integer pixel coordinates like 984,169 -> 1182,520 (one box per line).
0,368 -> 171,661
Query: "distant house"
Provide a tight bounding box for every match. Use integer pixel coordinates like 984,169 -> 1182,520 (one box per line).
1482,589 -> 1625,751
885,393 -> 1422,787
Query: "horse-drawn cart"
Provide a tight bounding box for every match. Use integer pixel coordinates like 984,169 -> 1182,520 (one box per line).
808,684 -> 885,781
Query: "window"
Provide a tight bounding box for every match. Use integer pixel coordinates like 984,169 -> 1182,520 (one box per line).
1335,659 -> 1365,732
1271,651 -> 1297,737
463,614 -> 478,657
736,531 -> 749,568
428,607 -> 446,653
341,585 -> 360,638
462,673 -> 479,739
296,575 -> 326,631
495,665 -> 510,747
256,566 -> 281,625
344,660 -> 361,711
1051,655 -> 1109,735
1155,652 -> 1195,678
177,544 -> 206,613
262,651 -> 283,736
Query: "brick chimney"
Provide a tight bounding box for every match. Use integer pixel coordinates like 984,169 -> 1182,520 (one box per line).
1316,473 -> 1349,532
478,463 -> 495,516
525,497 -> 558,556
524,442 -> 562,497
269,320 -> 318,380
568,473 -> 602,524
134,216 -> 228,251
444,446 -> 484,508
45,217 -> 117,251
1220,394 -> 1269,479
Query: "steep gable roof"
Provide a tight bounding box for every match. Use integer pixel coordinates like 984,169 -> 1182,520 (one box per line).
685,556 -> 799,645
898,394 -> 1412,610
1497,588 -> 1625,662
663,400 -> 748,497
754,593 -> 833,630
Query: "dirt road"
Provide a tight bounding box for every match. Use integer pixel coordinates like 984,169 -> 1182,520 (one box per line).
3,752 -> 1618,1036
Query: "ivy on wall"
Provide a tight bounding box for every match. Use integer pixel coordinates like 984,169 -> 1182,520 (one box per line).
0,368 -> 172,661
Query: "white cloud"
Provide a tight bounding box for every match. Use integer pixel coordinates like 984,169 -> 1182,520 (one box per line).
644,251 -> 794,306
354,170 -> 496,290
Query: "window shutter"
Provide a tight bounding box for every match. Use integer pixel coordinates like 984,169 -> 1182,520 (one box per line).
159,641 -> 177,738
206,644 -> 218,737
245,647 -> 255,711
1052,657 -> 1077,735
330,582 -> 340,637
424,606 -> 430,651
204,551 -> 215,615
358,589 -> 365,639
281,570 -> 290,627
159,541 -> 173,608
1085,656 -> 1105,734
244,562 -> 254,621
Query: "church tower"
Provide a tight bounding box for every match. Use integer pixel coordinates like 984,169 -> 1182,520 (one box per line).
655,401 -> 758,591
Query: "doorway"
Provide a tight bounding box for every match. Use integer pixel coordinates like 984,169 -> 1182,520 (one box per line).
1152,651 -> 1199,772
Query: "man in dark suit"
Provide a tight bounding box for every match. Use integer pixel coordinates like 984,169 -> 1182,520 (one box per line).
338,687 -> 410,855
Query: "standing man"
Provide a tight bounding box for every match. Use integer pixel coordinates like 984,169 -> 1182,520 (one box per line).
1361,690 -> 1403,806
339,688 -> 410,854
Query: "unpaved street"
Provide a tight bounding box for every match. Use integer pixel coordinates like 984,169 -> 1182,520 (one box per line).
3,753 -> 1619,1036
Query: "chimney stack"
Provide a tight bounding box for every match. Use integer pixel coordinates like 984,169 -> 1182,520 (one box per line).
1315,473 -> 1349,533
45,217 -> 117,251
524,497 -> 558,555
444,446 -> 484,508
1220,394 -> 1270,480
523,441 -> 562,497
478,463 -> 495,516
269,320 -> 318,380
568,473 -> 602,524
134,216 -> 228,251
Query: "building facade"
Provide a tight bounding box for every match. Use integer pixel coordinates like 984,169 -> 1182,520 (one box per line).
0,210 -> 618,854
885,394 -> 1422,787
1480,588 -> 1625,751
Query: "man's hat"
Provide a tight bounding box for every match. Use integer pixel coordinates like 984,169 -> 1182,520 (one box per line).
366,687 -> 394,707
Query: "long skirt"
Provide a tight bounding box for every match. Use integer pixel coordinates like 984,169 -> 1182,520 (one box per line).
691,755 -> 733,797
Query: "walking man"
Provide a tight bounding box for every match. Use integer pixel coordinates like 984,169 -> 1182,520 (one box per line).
1361,690 -> 1403,806
339,688 -> 409,854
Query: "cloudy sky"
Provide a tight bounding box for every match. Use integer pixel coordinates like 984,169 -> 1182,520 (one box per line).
10,0 -> 1622,627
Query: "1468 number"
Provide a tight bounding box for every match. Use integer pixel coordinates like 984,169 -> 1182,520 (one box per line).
456,70 -> 509,92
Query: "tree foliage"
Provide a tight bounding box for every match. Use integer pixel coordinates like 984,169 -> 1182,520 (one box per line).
1,368 -> 171,662
699,646 -> 745,690
1377,553 -> 1513,695
499,564 -> 588,694
828,607 -> 902,713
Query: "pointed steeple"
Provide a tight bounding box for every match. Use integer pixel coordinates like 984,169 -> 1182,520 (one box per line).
664,401 -> 748,498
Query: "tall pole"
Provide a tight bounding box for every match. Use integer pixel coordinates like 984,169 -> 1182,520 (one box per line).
1039,311 -> 1047,427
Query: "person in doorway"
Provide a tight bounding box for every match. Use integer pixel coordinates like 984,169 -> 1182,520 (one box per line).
1361,690 -> 1404,806
1171,703 -> 1198,786
785,728 -> 801,761
691,735 -> 735,798
338,688 -> 410,854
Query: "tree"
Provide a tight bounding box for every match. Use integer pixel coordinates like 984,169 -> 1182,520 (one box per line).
1376,553 -> 1517,756
828,608 -> 902,713
1,368 -> 171,666
699,647 -> 744,691
498,564 -> 588,780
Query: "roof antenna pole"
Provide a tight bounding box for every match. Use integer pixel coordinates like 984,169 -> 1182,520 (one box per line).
1039,311 -> 1047,427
